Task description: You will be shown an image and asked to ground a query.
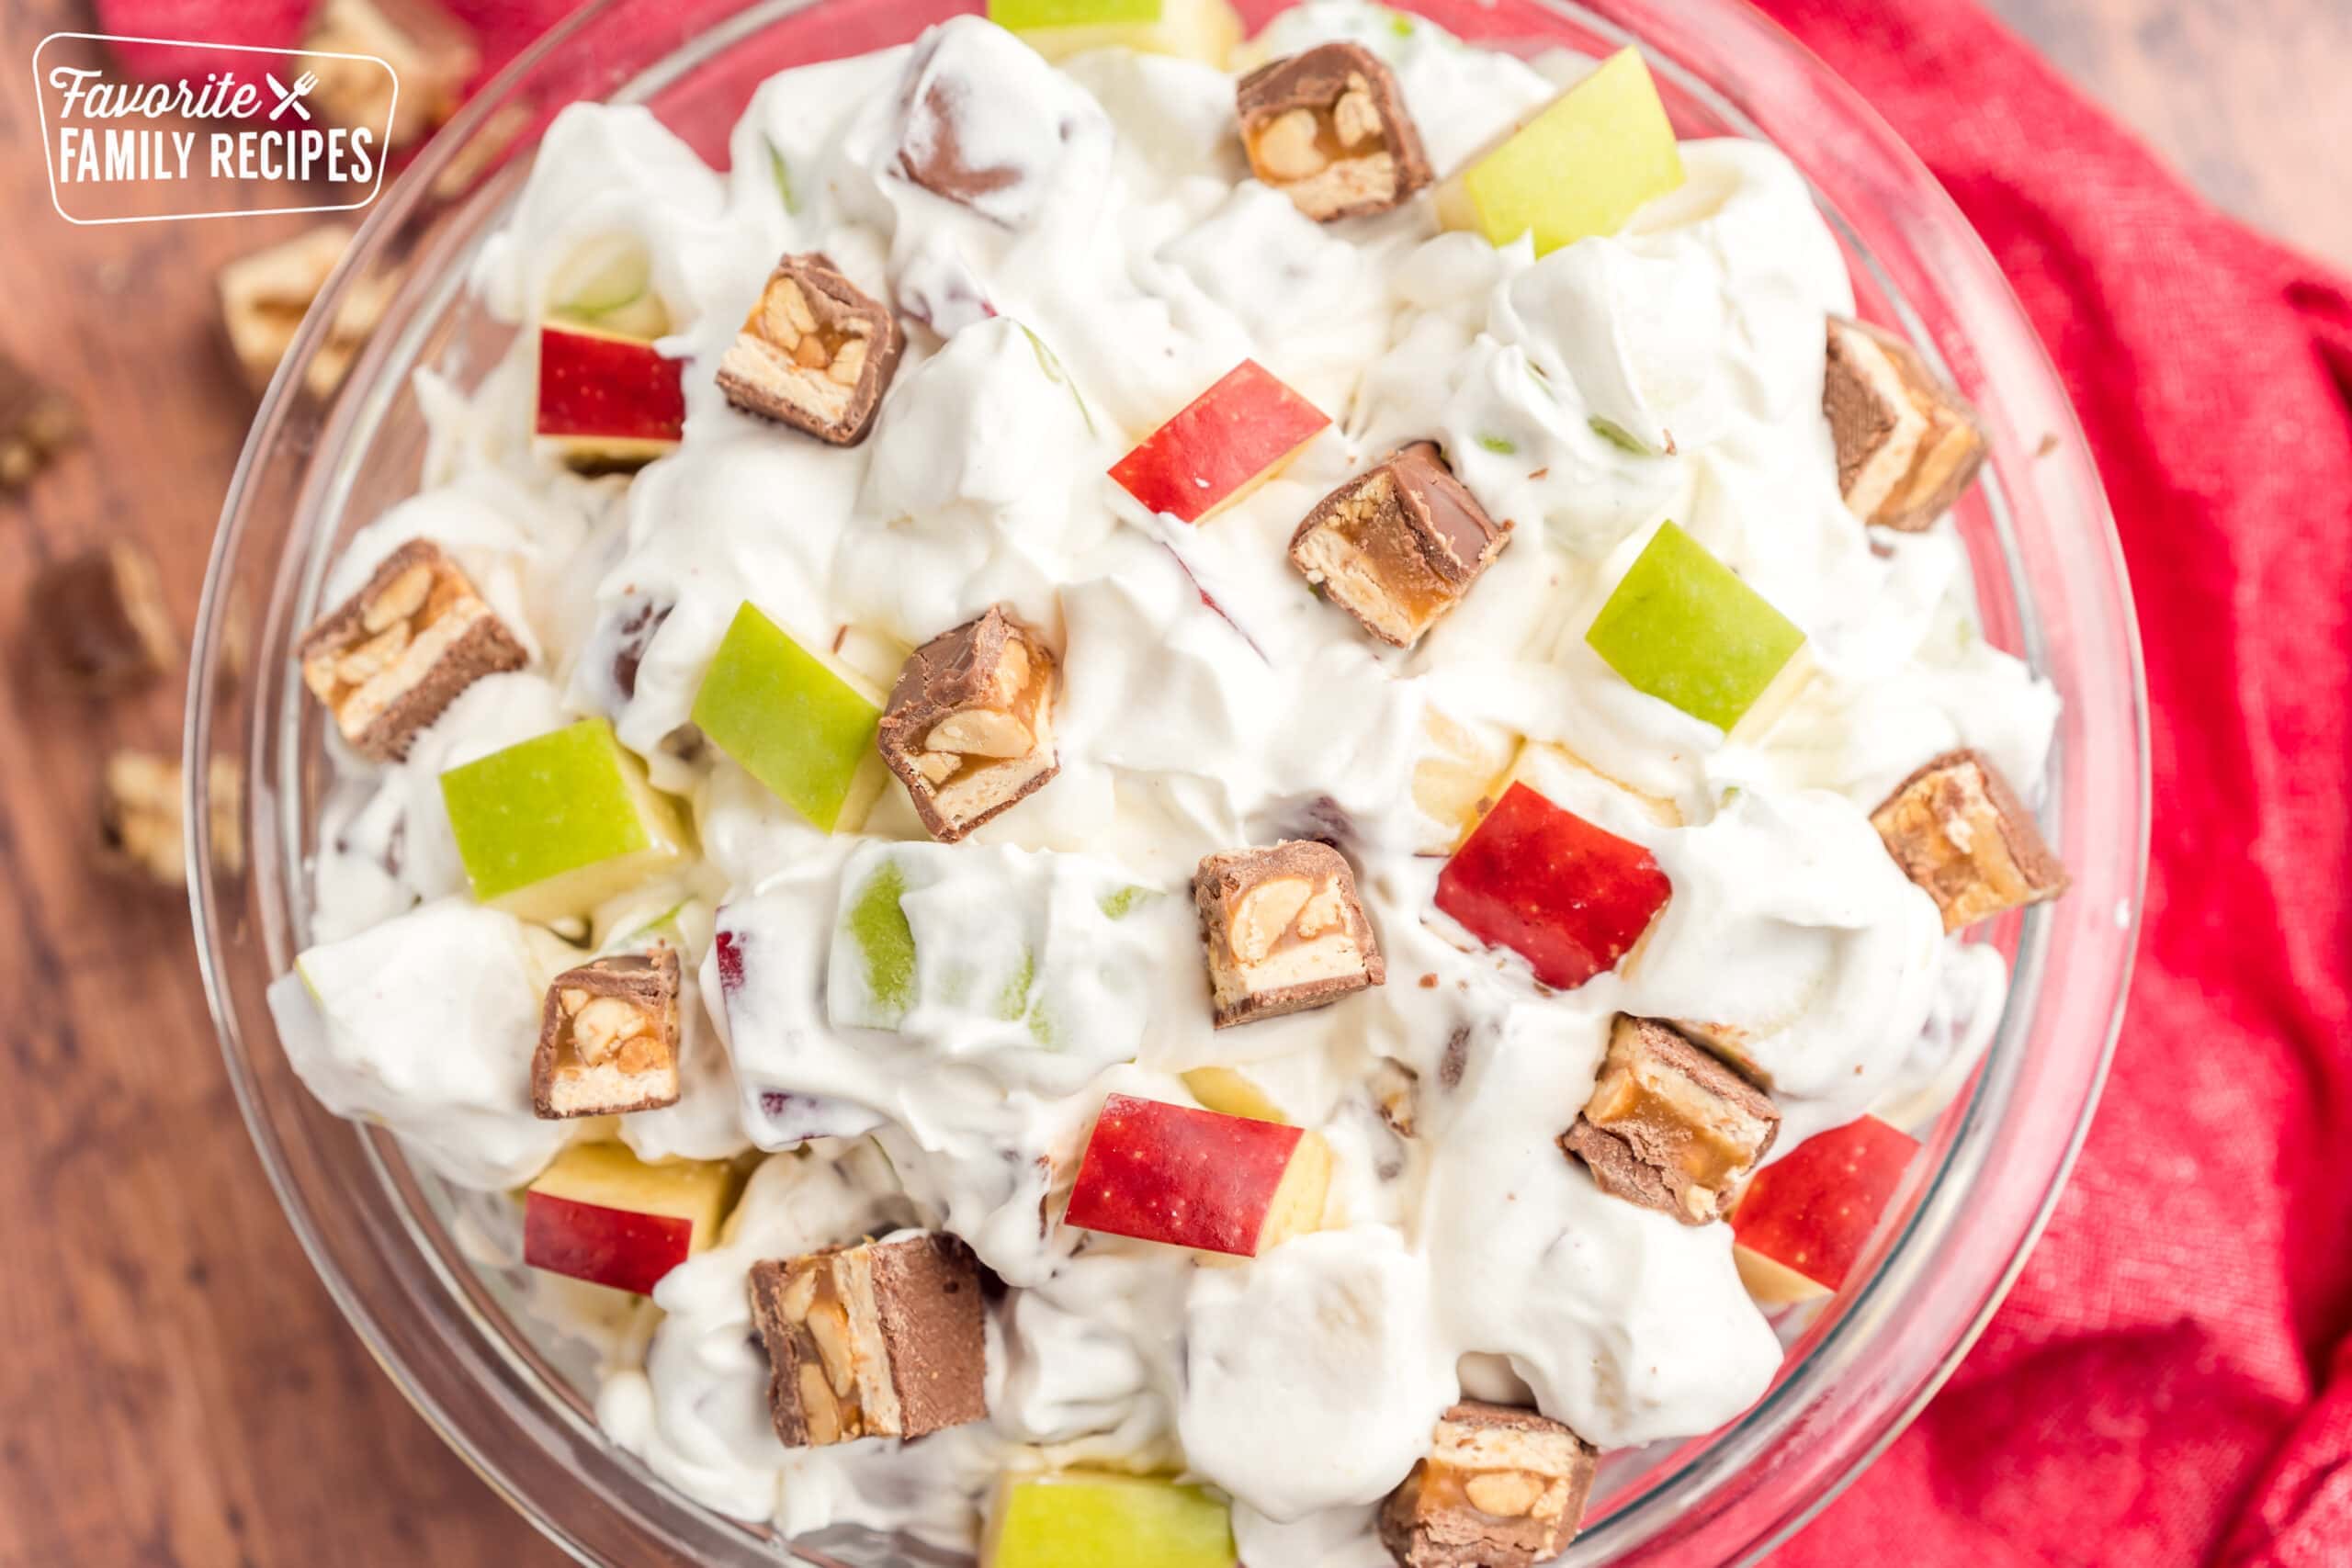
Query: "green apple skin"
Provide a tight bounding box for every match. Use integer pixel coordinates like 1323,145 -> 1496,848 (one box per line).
690,602 -> 884,832
989,0 -> 1158,29
987,1472 -> 1235,1568
439,717 -> 686,921
1584,521 -> 1806,733
993,0 -> 1239,66
1439,46 -> 1685,256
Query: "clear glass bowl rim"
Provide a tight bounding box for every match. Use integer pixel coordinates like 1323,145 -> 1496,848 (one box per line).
185,0 -> 2152,1562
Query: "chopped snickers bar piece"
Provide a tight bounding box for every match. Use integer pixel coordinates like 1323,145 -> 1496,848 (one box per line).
1378,1402 -> 1599,1568
1871,748 -> 2068,932
1290,442 -> 1510,649
97,750 -> 243,887
1238,42 -> 1433,221
749,1232 -> 987,1449
1824,316 -> 1987,532
301,0 -> 478,152
876,606 -> 1059,842
297,539 -> 527,762
1562,1015 -> 1779,1225
217,224 -> 390,395
718,254 -> 903,446
0,352 -> 77,490
532,943 -> 683,1119
32,541 -> 176,694
1195,840 -> 1385,1028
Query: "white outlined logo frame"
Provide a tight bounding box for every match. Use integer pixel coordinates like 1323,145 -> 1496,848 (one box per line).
32,32 -> 401,226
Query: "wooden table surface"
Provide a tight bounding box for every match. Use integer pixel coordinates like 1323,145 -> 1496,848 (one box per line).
0,1 -> 2343,1564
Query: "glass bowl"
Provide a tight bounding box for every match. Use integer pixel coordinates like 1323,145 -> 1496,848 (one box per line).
187,0 -> 2149,1562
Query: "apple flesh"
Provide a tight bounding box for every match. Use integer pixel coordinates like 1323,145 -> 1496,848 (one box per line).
690,602 -> 886,833
522,1142 -> 736,1296
1109,359 -> 1329,525
535,322 -> 684,470
439,717 -> 687,923
1180,1066 -> 1287,1124
1409,708 -> 1520,854
1436,46 -> 1685,256
985,1471 -> 1236,1568
1731,1115 -> 1919,1305
991,0 -> 1242,68
1434,780 -> 1671,990
1584,521 -> 1808,734
1064,1093 -> 1329,1258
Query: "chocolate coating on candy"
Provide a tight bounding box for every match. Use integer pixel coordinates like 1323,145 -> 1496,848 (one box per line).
1238,42 -> 1433,221
0,349 -> 79,490
1195,840 -> 1385,1027
1378,1401 -> 1599,1568
1824,316 -> 1987,532
876,606 -> 1060,842
1870,747 -> 2068,931
718,254 -> 903,446
1562,1014 -> 1780,1225
1290,442 -> 1511,649
33,541 -> 176,694
531,943 -> 682,1120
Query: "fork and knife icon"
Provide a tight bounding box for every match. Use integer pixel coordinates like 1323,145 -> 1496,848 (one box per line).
265,70 -> 319,121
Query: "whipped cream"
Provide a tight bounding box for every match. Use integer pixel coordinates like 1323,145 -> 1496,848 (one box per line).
284,2 -> 2058,1556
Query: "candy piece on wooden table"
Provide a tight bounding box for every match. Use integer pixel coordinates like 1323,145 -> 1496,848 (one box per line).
690,602 -> 887,833
1378,1402 -> 1599,1568
531,942 -> 683,1119
876,606 -> 1060,842
717,253 -> 903,446
989,0 -> 1241,69
439,718 -> 687,922
1237,42 -> 1433,221
0,351 -> 77,491
1194,840 -> 1385,1027
1109,360 -> 1329,525
1291,441 -> 1512,649
1583,520 -> 1808,734
215,224 -> 390,395
1065,1092 -> 1331,1258
522,1142 -> 735,1296
536,322 -> 686,471
1870,747 -> 2069,932
1560,1015 -> 1779,1225
298,538 -> 527,761
985,1471 -> 1237,1568
1434,47 -> 1684,256
30,540 -> 175,694
1824,316 -> 1988,532
1434,781 -> 1671,990
96,751 -> 243,887
1731,1114 -> 1920,1305
748,1232 -> 987,1448
300,0 -> 478,151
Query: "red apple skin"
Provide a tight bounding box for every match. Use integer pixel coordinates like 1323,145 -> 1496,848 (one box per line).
1065,1093 -> 1306,1257
523,1190 -> 695,1296
1108,360 -> 1329,525
1732,1116 -> 1920,1295
536,324 -> 686,444
1434,781 -> 1672,989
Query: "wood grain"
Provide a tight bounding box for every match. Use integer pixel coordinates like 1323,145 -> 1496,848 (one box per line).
0,2 -> 2341,1566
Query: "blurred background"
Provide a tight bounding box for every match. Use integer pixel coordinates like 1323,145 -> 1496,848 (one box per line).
0,0 -> 2342,1563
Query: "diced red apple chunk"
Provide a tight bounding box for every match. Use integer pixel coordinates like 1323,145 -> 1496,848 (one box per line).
1108,360 -> 1329,525
1730,1115 -> 1919,1305
1064,1092 -> 1329,1258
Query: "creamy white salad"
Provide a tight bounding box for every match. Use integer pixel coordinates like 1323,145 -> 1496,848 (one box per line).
267,3 -> 2058,1561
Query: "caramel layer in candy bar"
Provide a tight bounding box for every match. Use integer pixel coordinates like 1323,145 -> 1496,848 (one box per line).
33,541 -> 175,694
718,254 -> 903,446
97,750 -> 243,888
1379,1402 -> 1599,1568
301,0 -> 478,151
298,539 -> 526,762
1824,316 -> 1987,533
1238,42 -> 1433,221
532,944 -> 682,1119
1290,442 -> 1510,649
1871,747 -> 2068,933
877,606 -> 1059,843
749,1233 -> 987,1449
1195,840 -> 1385,1028
1562,1015 -> 1779,1225
0,352 -> 78,491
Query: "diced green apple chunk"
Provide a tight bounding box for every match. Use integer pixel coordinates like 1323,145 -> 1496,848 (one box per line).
440,717 -> 687,922
990,0 -> 1242,67
690,602 -> 886,833
1436,47 -> 1685,256
1583,521 -> 1807,733
985,1471 -> 1237,1568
